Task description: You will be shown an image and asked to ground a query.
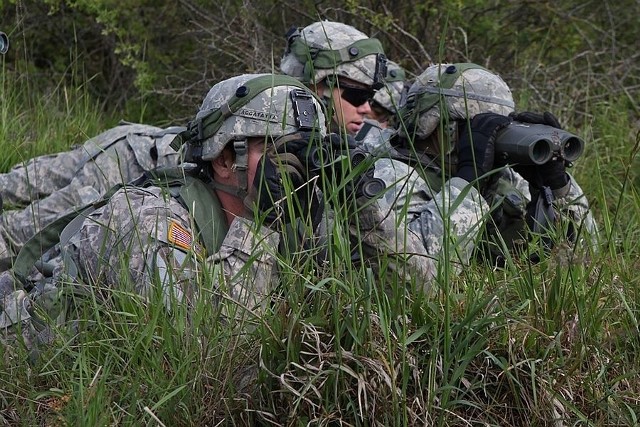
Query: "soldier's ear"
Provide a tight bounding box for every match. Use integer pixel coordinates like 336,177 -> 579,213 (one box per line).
212,147 -> 234,179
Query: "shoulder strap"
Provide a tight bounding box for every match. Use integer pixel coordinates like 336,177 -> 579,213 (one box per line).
141,167 -> 228,255
12,184 -> 124,283
177,176 -> 228,255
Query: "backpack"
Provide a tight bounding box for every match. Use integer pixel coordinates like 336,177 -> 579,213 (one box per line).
11,166 -> 227,285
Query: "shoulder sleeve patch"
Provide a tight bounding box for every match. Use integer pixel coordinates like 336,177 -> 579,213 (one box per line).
167,219 -> 206,258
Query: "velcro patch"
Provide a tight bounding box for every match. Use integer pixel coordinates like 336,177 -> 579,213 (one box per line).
167,220 -> 205,258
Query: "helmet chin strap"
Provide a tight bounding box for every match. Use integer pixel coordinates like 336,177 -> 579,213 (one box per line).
210,139 -> 250,199
319,83 -> 343,134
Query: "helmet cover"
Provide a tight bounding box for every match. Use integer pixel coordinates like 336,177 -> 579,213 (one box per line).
280,21 -> 387,89
400,63 -> 515,139
185,73 -> 327,161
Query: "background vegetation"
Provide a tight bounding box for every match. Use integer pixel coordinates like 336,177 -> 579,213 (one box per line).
1,0 -> 639,425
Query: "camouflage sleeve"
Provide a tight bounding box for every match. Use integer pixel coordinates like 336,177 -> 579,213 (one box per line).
375,157 -> 490,262
354,195 -> 438,289
61,186 -> 279,314
406,177 -> 490,269
0,149 -> 86,207
205,217 -> 280,316
357,158 -> 489,287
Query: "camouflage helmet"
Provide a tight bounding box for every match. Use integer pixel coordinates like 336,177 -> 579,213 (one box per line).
280,21 -> 387,89
399,63 -> 515,139
182,73 -> 327,162
371,60 -> 406,114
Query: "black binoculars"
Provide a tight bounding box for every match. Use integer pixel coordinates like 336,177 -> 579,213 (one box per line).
303,142 -> 386,200
496,121 -> 585,165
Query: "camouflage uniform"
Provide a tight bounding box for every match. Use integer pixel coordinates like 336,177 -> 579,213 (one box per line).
1,74 -> 311,350
356,120 -> 490,276
0,123 -> 182,267
395,63 -> 597,258
0,73 -> 442,352
0,184 -> 282,352
64,185 -> 280,311
282,24 -> 491,276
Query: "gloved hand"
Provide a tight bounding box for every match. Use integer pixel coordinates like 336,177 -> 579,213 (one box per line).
514,159 -> 569,191
509,111 -> 561,129
269,131 -> 324,167
253,141 -> 310,227
317,132 -> 385,201
455,112 -> 512,186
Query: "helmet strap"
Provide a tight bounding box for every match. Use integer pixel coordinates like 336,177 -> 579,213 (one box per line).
210,139 -> 250,199
232,139 -> 249,197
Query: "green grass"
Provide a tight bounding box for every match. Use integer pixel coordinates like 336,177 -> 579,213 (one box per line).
1,63 -> 639,426
0,60 -> 116,171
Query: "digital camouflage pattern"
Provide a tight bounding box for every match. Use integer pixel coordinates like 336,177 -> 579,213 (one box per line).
355,116 -> 596,266
1,74 -> 437,352
1,75 -> 315,351
371,60 -> 406,114
371,157 -> 489,275
402,63 -> 515,140
0,124 -> 182,267
0,185 -> 280,352
194,73 -> 326,161
62,186 -> 280,312
357,120 -> 491,273
355,119 -> 397,154
280,21 -> 384,87
394,63 -> 596,254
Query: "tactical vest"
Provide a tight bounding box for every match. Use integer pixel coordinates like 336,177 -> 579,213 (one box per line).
12,168 -> 227,284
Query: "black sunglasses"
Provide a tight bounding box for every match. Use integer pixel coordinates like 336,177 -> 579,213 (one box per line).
329,78 -> 374,107
340,86 -> 374,107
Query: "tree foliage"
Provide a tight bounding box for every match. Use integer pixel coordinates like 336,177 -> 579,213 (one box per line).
1,0 -> 638,124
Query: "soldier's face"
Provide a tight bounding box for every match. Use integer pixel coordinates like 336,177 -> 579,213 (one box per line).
211,140 -> 266,220
323,77 -> 374,135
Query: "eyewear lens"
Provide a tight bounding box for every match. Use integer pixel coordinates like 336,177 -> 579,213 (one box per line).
340,86 -> 374,107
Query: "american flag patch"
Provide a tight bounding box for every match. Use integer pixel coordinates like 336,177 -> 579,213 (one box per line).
167,220 -> 205,257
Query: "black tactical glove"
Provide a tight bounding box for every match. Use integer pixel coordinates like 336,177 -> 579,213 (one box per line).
253,138 -> 311,227
509,110 -> 562,129
514,159 -> 569,191
455,112 -> 512,186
